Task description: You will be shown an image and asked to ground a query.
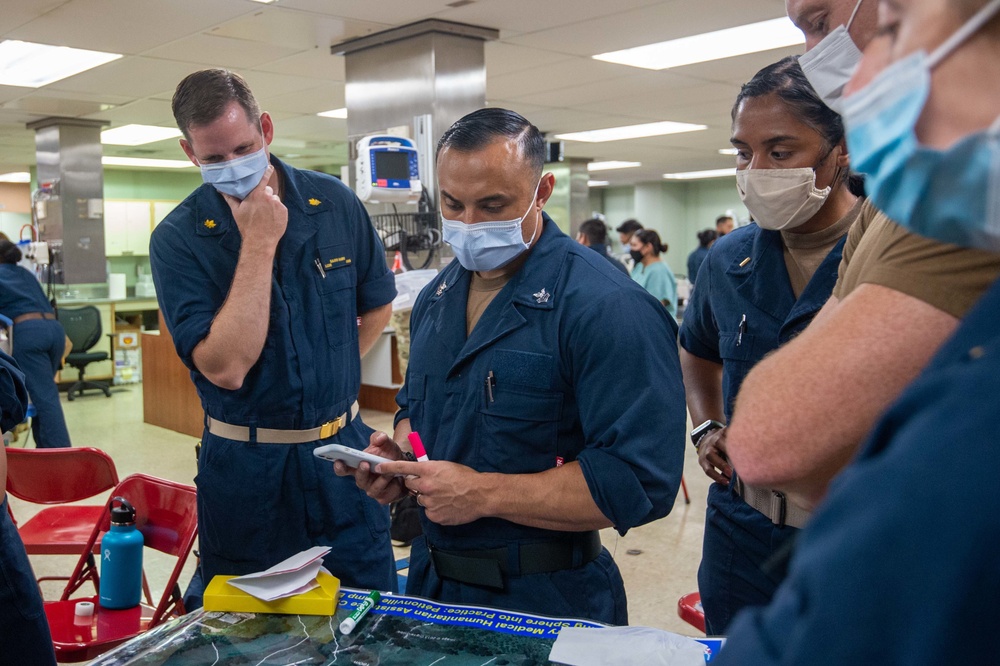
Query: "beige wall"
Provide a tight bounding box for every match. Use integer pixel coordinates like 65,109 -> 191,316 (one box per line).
0,183 -> 30,214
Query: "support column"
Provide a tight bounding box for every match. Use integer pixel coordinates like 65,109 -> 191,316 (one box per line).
28,117 -> 107,284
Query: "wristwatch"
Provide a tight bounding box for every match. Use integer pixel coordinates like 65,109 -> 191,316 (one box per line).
691,419 -> 725,450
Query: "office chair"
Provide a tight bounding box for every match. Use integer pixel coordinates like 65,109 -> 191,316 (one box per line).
5,447 -> 120,596
44,474 -> 199,662
57,305 -> 112,400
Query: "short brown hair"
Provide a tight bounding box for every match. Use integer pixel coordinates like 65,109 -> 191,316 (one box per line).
171,69 -> 260,140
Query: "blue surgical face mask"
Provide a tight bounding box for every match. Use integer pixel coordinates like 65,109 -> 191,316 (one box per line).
842,0 -> 1000,251
199,131 -> 269,200
799,0 -> 865,112
441,181 -> 541,272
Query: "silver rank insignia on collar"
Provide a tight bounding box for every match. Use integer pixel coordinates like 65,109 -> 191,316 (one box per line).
435,280 -> 448,297
533,288 -> 550,304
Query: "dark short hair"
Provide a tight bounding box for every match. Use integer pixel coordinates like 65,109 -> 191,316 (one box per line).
715,215 -> 733,226
634,229 -> 666,256
0,239 -> 22,265
616,219 -> 643,235
579,218 -> 610,245
733,56 -> 859,190
697,229 -> 718,248
172,69 -> 261,140
437,108 -> 545,179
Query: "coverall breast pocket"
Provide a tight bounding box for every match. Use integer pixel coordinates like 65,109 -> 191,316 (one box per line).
317,250 -> 357,350
476,386 -> 563,474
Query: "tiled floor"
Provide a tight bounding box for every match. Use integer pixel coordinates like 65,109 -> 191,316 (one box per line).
8,384 -> 709,635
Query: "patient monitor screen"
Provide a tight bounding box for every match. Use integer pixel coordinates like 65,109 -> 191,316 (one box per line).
374,151 -> 411,181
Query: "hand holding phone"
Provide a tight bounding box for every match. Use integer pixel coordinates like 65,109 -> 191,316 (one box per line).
314,443 -> 392,469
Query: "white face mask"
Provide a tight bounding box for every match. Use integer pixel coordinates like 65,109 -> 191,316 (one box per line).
799,0 -> 866,112
736,167 -> 831,231
441,180 -> 541,272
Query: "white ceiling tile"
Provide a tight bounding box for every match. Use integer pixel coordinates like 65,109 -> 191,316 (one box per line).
253,49 -> 346,82
209,7 -> 389,51
485,42 -> 575,77
144,34 -> 303,70
0,0 -> 66,37
268,0 -> 448,25
43,57 -> 212,98
264,85 -> 346,116
7,0 -> 258,55
438,0 -> 667,35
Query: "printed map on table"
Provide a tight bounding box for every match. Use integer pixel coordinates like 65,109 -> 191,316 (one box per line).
92,589 -> 608,665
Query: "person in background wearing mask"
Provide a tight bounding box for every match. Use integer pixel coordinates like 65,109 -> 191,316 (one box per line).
149,69 -> 397,601
337,108 -> 686,624
717,1 -> 1000,662
686,228 -> 717,284
721,0 -> 1000,511
577,217 -> 629,275
615,218 -> 643,267
630,229 -> 679,319
680,57 -> 870,634
0,239 -> 71,448
0,350 -> 56,666
715,215 -> 735,237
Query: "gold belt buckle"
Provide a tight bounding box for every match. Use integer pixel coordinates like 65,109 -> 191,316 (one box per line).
319,414 -> 346,439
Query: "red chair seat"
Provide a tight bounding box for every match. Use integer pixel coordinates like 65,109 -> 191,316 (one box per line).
17,506 -> 106,555
45,595 -> 144,663
678,591 -> 706,634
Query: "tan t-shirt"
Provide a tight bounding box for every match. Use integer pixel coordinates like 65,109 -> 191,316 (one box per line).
466,272 -> 511,336
781,198 -> 860,298
832,200 -> 1000,317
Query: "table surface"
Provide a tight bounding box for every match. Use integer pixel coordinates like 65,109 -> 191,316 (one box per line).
90,589 -> 723,665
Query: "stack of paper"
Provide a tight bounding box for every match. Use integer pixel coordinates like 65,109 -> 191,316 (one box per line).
227,546 -> 331,601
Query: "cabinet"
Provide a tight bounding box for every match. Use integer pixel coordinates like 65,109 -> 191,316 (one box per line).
105,201 -> 152,257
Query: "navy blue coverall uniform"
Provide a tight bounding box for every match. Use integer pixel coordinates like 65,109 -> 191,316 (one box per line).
395,215 -> 687,625
0,350 -> 56,665
0,263 -> 71,448
679,222 -> 846,634
150,157 -> 397,592
716,275 -> 1000,665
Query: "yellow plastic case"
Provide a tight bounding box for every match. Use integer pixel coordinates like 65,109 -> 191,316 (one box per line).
203,571 -> 341,616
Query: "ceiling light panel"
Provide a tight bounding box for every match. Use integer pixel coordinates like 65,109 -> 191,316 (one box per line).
663,168 -> 736,180
0,40 -> 122,88
102,156 -> 195,169
556,121 -> 706,143
587,161 -> 642,171
101,124 -> 182,146
593,18 -> 804,71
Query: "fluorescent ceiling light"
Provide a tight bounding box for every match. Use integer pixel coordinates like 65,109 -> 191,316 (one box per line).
588,180 -> 611,187
663,168 -> 736,180
249,0 -> 277,3
101,124 -> 182,146
556,121 -> 706,143
587,161 -> 641,171
317,108 -> 348,119
0,40 -> 121,88
102,156 -> 195,169
0,172 -> 30,183
718,148 -> 739,156
593,18 -> 804,71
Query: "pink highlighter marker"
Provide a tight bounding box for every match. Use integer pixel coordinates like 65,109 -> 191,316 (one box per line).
407,432 -> 429,462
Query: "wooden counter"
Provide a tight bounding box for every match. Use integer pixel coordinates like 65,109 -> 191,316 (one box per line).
141,312 -> 203,438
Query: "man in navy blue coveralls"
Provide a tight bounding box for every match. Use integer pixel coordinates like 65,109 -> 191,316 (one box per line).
0,350 -> 56,665
716,0 -> 1000,662
150,69 -> 396,595
339,108 -> 686,625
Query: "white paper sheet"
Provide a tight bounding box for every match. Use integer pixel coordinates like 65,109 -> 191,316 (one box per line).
549,626 -> 707,666
226,546 -> 331,601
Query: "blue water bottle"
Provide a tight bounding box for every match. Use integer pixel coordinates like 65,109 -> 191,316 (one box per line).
99,497 -> 143,609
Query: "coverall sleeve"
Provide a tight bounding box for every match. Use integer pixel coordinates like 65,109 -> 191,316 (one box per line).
571,287 -> 687,533
341,183 -> 396,314
149,221 -> 225,371
0,350 -> 27,432
678,251 -> 722,363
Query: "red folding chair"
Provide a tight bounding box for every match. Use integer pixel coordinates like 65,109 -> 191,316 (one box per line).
678,591 -> 706,634
5,447 -> 119,595
44,474 -> 198,662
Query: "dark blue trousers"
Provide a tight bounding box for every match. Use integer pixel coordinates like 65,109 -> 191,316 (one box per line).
0,496 -> 56,666
12,319 -> 70,448
192,418 -> 396,596
698,482 -> 798,635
